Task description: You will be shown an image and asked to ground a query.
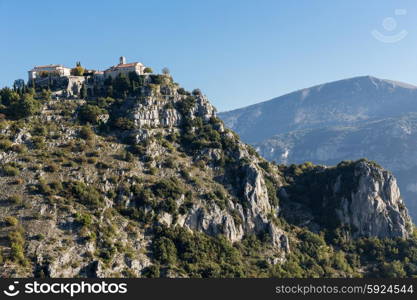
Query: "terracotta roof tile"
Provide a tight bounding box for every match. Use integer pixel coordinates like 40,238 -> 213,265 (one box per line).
115,63 -> 139,68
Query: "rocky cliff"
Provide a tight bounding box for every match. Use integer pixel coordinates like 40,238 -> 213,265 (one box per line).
279,160 -> 413,239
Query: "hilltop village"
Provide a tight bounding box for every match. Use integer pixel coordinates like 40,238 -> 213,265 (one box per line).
26,57 -> 154,98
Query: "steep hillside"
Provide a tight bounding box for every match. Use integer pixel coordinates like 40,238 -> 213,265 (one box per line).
0,73 -> 416,278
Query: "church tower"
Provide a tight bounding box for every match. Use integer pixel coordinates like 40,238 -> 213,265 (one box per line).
119,56 -> 126,65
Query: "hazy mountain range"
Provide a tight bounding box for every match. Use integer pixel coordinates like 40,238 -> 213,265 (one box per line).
219,76 -> 417,220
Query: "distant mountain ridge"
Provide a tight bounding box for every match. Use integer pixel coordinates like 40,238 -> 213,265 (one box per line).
218,76 -> 417,220
219,76 -> 417,143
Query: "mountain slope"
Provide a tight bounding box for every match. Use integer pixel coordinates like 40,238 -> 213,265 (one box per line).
0,73 -> 415,278
218,76 -> 417,220
219,76 -> 417,143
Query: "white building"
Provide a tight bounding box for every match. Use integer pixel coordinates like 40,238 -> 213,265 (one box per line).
28,64 -> 71,82
103,56 -> 146,78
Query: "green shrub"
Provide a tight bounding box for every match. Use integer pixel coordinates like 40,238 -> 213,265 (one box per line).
31,136 -> 45,149
124,151 -> 134,162
87,157 -> 97,164
96,162 -> 111,169
75,212 -> 93,226
4,216 -> 19,226
8,194 -> 22,205
37,179 -> 53,195
69,181 -> 103,208
2,164 -> 20,176
44,163 -> 59,173
113,117 -> 135,130
31,125 -> 47,136
78,105 -> 105,124
6,94 -> 40,120
152,177 -> 185,201
11,144 -> 27,153
79,126 -> 94,140
0,139 -> 12,150
142,264 -> 161,278
8,230 -> 27,265
152,236 -> 177,264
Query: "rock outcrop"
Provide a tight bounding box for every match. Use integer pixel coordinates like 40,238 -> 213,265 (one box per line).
280,160 -> 413,239
336,160 -> 412,238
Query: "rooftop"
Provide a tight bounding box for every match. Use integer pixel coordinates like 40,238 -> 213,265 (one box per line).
34,64 -> 66,69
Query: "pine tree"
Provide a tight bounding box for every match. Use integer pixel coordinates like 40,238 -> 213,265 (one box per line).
80,84 -> 87,99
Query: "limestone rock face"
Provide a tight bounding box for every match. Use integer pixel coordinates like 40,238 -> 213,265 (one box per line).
118,92 -> 216,130
179,161 -> 285,247
281,160 -> 413,239
336,161 -> 412,238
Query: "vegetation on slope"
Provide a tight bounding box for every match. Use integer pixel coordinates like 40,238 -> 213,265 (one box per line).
0,74 -> 416,278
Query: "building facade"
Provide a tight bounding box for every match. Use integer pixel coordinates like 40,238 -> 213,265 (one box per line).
27,57 -> 146,98
28,64 -> 71,82
103,56 -> 145,78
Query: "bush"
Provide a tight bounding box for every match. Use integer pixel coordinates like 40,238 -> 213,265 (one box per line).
142,264 -> 161,278
11,144 -> 27,153
37,179 -> 53,195
8,230 -> 27,265
31,136 -> 45,149
78,105 -> 105,124
152,177 -> 185,201
6,94 -> 40,120
79,126 -> 94,140
31,125 -> 47,136
2,164 -> 20,176
44,163 -> 59,173
152,236 -> 177,264
69,181 -> 103,208
0,139 -> 12,150
8,195 -> 22,205
143,67 -> 153,73
4,216 -> 19,226
124,151 -> 134,162
113,117 -> 135,130
87,157 -> 97,164
192,88 -> 202,96
75,213 -> 93,227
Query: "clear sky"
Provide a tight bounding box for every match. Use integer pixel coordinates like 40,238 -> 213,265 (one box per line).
1,0 -> 417,111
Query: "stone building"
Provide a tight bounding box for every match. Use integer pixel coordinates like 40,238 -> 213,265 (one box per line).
26,57 -> 146,98
28,64 -> 71,82
103,56 -> 146,78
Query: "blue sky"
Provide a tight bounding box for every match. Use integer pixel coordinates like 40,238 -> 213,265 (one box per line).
1,0 -> 417,111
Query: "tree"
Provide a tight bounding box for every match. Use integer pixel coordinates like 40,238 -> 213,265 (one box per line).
6,93 -> 40,119
80,83 -> 87,99
153,236 -> 177,264
71,62 -> 85,76
192,88 -> 202,96
114,73 -> 131,96
78,104 -> 105,124
162,67 -> 170,75
0,88 -> 19,106
41,88 -> 52,100
13,79 -> 25,93
143,67 -> 153,73
380,260 -> 407,278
